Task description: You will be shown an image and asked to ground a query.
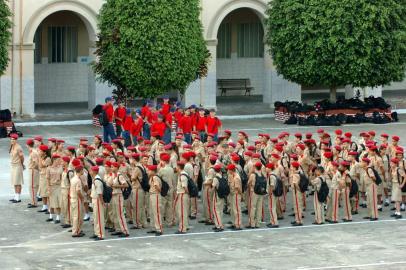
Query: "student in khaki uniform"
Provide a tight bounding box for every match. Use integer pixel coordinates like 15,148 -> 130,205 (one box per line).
158,153 -> 175,226
361,158 -> 379,221
104,161 -> 115,231
89,166 -> 105,241
182,152 -> 197,219
326,161 -> 340,223
61,156 -> 73,228
38,145 -> 51,212
200,156 -> 216,225
389,158 -> 405,219
265,163 -> 279,228
111,162 -> 130,237
147,165 -> 163,236
46,154 -> 63,223
348,151 -> 361,214
290,161 -> 303,226
339,161 -> 352,222
227,164 -> 242,230
176,161 -> 190,234
70,164 -> 85,237
311,166 -> 326,224
247,162 -> 264,229
211,164 -> 225,232
26,139 -> 39,207
130,153 -> 148,229
9,134 -> 24,203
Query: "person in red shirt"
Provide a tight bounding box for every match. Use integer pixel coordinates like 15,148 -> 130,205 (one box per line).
141,102 -> 153,139
206,109 -> 222,142
174,107 -> 184,132
151,114 -> 166,139
102,97 -> 117,143
194,108 -> 207,142
114,101 -> 127,137
179,109 -> 193,144
122,109 -> 133,147
161,96 -> 171,117
163,109 -> 173,144
131,110 -> 144,144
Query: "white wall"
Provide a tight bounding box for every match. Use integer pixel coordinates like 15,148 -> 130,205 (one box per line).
216,54 -> 264,96
34,62 -> 90,103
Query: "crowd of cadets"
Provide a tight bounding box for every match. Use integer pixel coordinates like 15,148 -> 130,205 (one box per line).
8,122 -> 406,240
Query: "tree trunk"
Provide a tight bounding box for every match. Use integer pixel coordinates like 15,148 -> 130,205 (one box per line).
330,86 -> 337,102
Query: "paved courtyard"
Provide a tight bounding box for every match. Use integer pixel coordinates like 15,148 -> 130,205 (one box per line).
0,118 -> 406,270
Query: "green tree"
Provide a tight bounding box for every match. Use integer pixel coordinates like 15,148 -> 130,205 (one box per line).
93,0 -> 208,99
0,0 -> 11,75
266,0 -> 406,101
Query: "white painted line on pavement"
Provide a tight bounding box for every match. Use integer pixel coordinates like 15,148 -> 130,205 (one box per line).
0,218 -> 404,250
300,261 -> 406,270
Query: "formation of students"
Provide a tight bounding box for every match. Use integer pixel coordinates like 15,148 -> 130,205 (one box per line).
7,100 -> 406,240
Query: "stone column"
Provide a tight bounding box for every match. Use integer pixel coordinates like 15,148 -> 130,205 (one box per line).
184,40 -> 217,109
262,44 -> 272,104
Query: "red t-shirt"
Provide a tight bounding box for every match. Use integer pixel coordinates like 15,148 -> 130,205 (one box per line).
131,118 -> 144,137
207,116 -> 221,134
165,113 -> 173,128
103,104 -> 114,122
123,115 -> 133,131
195,115 -> 207,132
141,105 -> 150,119
151,122 -> 166,138
179,115 -> 193,133
114,107 -> 127,125
148,111 -> 158,125
161,103 -> 171,116
174,111 -> 183,124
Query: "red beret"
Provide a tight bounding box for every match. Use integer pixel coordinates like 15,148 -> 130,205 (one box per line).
116,152 -> 124,156
323,133 -> 330,138
52,154 -> 61,159
244,151 -> 253,157
271,153 -> 280,159
344,132 -> 352,138
228,142 -> 236,148
362,157 -> 371,163
112,162 -> 120,168
48,138 -> 56,142
26,139 -> 34,145
392,136 -> 400,142
127,146 -> 135,151
147,165 -> 158,171
342,139 -> 351,144
62,156 -> 71,163
141,153 -> 149,158
105,161 -> 112,167
213,164 -> 223,171
151,132 -> 159,137
381,133 -> 389,138
254,141 -> 261,145
348,151 -> 358,156
294,133 -> 302,138
340,161 -> 350,167
368,131 -> 376,136
182,152 -> 191,160
224,130 -> 232,135
231,155 -> 240,162
39,145 -> 49,152
238,131 -> 248,138
262,134 -> 270,139
95,157 -> 104,163
331,161 -> 339,167
290,154 -> 298,160
305,133 -> 312,139
177,160 -> 186,166
317,129 -> 324,134
87,146 -> 95,151
270,138 -> 278,143
207,142 -> 217,148
209,155 -> 218,162
105,145 -> 113,152
291,161 -> 300,168
207,133 -> 215,138
138,146 -> 147,152
296,144 -> 305,150
72,159 -> 81,167
227,164 -> 236,170
79,137 -> 88,141
131,153 -> 140,159
367,145 -> 377,150
137,136 -> 144,142
379,144 -> 387,149
254,162 -> 262,168
164,144 -> 173,150
247,146 -> 255,151
144,140 -> 152,145
183,144 -> 192,149
324,152 -> 333,159
334,145 -> 342,151
252,153 -> 261,159
10,133 -> 19,139
94,135 -> 102,140
56,139 -> 65,143
266,163 -> 274,169
91,166 -> 99,172
160,153 -> 170,162
34,136 -> 43,141
391,158 -> 399,164
335,129 -> 343,135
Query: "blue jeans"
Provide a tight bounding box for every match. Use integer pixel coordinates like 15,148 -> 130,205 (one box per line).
163,128 -> 171,144
213,133 -> 218,142
184,133 -> 192,144
122,130 -> 132,147
143,123 -> 151,140
199,132 -> 207,143
103,123 -> 117,143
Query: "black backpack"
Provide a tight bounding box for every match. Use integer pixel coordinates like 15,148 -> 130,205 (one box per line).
182,173 -> 198,198
271,174 -> 283,197
317,177 -> 329,203
95,177 -> 113,203
99,110 -> 109,126
157,176 -> 170,197
299,172 -> 309,193
369,167 -> 382,185
237,167 -> 248,192
119,174 -> 132,200
137,166 -> 150,192
396,168 -> 406,192
216,176 -> 230,199
254,173 -> 267,195
349,175 -> 359,198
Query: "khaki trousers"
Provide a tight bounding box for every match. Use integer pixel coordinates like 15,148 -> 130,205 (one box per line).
292,188 -> 303,224
131,189 -> 147,227
249,192 -> 264,227
28,169 -> 39,205
150,193 -> 163,233
367,183 -> 379,219
328,189 -> 340,222
61,188 -> 71,225
176,193 -> 189,233
230,193 -> 242,228
268,193 -> 278,225
212,192 -> 224,228
313,192 -> 324,224
70,198 -> 83,235
341,187 -> 352,220
112,193 -> 129,234
161,192 -> 174,226
92,198 -> 105,238
202,186 -> 213,222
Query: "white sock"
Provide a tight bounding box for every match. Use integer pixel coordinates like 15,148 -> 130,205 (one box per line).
396,212 -> 401,215
385,198 -> 389,203
41,205 -> 46,210
16,194 -> 20,201
56,215 -> 60,221
14,193 -> 17,200
49,213 -> 53,219
378,205 -> 382,209
401,204 -> 405,210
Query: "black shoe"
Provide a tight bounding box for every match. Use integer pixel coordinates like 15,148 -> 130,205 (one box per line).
54,220 -> 61,224
68,229 -> 72,232
401,208 -> 405,212
342,219 -> 352,222
175,231 -> 186,234
363,216 -> 371,219
395,215 -> 402,219
37,209 -> 47,213
111,232 -> 124,236
46,218 -> 53,222
147,218 -> 150,223
227,221 -> 232,225
288,213 -> 295,217
266,224 -> 279,228
378,208 -> 383,212
351,211 -> 358,215
242,209 -> 248,214
95,237 -> 104,241
391,207 -> 396,211
155,232 -> 162,236
72,232 -> 85,238
328,220 -> 338,224
27,205 -> 38,208
89,235 -> 98,239
361,204 -> 367,208
61,224 -> 71,228
198,220 -> 206,223
9,199 -> 16,202
83,217 -> 90,222
291,221 -> 297,225
45,211 -> 50,215
292,222 -> 303,227
205,221 -> 214,225
227,225 -> 235,229
37,197 -> 42,202
214,228 -> 224,232
12,200 -> 21,203
189,216 -> 196,220
146,230 -> 156,234
390,213 -> 398,217
232,227 -> 243,231
128,220 -> 133,225
312,222 -> 322,225
384,202 -> 390,207
130,226 -> 140,230
311,212 -> 315,215
277,217 -> 284,220
118,233 -> 129,238
370,218 -> 378,221
245,226 -> 254,229
108,228 -> 116,233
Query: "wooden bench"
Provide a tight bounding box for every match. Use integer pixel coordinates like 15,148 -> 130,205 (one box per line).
217,79 -> 254,96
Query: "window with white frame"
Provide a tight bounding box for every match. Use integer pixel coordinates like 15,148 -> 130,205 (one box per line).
237,22 -> 264,58
48,26 -> 78,63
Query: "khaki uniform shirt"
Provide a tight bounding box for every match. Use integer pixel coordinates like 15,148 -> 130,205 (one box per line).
158,165 -> 175,191
47,166 -> 63,186
177,171 -> 188,194
28,149 -> 39,170
69,175 -> 83,202
229,173 -> 242,194
10,144 -> 23,165
112,173 -> 126,195
149,175 -> 161,194
91,175 -> 103,199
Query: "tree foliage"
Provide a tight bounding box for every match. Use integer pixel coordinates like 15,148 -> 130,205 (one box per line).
266,0 -> 406,98
94,0 -> 208,99
0,0 -> 11,76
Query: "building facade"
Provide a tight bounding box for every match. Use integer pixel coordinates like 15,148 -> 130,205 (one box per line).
0,0 -> 405,116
